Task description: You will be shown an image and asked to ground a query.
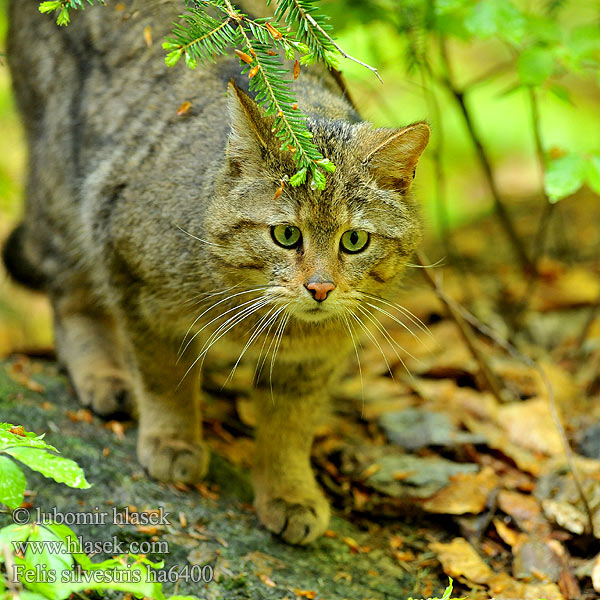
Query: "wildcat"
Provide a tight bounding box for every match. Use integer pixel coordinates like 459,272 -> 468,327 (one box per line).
4,0 -> 429,544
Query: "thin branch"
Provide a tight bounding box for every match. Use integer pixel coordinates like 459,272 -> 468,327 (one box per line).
303,12 -> 383,83
416,250 -> 505,404
438,37 -> 535,276
528,87 -> 556,268
575,290 -> 600,353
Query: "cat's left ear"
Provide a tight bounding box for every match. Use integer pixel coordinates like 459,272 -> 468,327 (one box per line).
226,80 -> 275,174
364,122 -> 430,194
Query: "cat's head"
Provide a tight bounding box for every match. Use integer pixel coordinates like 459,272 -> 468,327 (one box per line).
207,83 -> 429,325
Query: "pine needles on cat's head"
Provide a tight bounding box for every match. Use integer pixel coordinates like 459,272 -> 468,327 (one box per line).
162,0 -> 344,190
38,0 -> 379,190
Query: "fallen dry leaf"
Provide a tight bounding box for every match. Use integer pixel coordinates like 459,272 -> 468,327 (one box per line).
497,489 -> 543,532
422,466 -> 498,514
499,398 -> 563,456
592,553 -> 600,593
492,518 -> 526,547
257,572 -> 276,588
176,101 -> 191,116
430,537 -> 493,584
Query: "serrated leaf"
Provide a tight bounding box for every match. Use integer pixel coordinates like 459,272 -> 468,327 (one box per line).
22,525 -> 74,592
544,153 -> 587,202
5,447 -> 91,489
0,524 -> 31,550
0,423 -> 58,453
586,155 -> 600,195
517,46 -> 554,86
0,456 -> 26,509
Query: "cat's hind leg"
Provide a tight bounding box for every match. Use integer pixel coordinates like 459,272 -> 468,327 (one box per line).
53,289 -> 133,417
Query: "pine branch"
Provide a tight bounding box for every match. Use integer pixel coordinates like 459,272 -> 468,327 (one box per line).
39,0 -> 104,26
37,0 -> 375,188
274,0 -> 381,81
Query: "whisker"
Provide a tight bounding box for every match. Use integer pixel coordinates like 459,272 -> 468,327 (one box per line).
348,309 -> 394,379
179,287 -> 271,359
269,310 -> 291,402
341,310 -> 364,412
359,291 -> 432,339
177,298 -> 269,387
405,256 -> 446,269
174,223 -> 224,247
254,308 -> 286,384
355,304 -> 415,377
223,304 -> 286,388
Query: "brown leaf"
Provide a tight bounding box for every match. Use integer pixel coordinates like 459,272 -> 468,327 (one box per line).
67,409 -> 93,423
265,22 -> 283,39
257,572 -> 276,588
430,537 -> 493,584
248,66 -> 259,79
592,553 -> 600,593
294,590 -> 317,599
234,49 -> 253,64
422,467 -> 498,515
497,490 -> 543,532
499,398 -> 563,456
342,536 -> 361,554
177,101 -> 192,116
143,26 -> 152,47
293,59 -> 300,80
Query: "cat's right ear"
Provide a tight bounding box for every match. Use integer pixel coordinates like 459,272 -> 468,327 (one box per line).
226,81 -> 274,175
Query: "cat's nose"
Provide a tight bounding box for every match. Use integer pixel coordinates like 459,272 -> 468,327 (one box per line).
305,279 -> 336,302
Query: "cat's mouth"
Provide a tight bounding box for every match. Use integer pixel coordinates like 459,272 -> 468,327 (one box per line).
293,303 -> 335,323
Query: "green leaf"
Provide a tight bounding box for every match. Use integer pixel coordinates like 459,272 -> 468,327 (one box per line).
464,0 -> 526,45
56,6 -> 71,25
165,49 -> 183,67
184,52 -> 197,69
38,1 -> 62,14
0,524 -> 32,550
19,524 -> 74,598
310,167 -> 326,190
0,456 -> 26,509
517,46 -> 554,86
544,153 -> 587,202
0,423 -> 58,453
549,84 -> 572,104
4,447 -> 91,489
289,168 -> 308,187
316,158 -> 336,173
586,155 -> 600,195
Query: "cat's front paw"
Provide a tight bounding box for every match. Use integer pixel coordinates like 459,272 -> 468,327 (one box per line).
255,492 -> 330,545
138,436 -> 210,483
75,373 -> 133,417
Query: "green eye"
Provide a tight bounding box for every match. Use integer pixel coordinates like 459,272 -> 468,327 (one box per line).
271,224 -> 302,249
340,230 -> 370,253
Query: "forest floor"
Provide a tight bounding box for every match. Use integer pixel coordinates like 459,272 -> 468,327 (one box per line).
1,188 -> 600,600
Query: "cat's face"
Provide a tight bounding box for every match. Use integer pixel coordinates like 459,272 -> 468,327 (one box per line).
206,85 -> 429,326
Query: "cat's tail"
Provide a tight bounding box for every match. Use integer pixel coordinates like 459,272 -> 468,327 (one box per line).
2,223 -> 46,290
